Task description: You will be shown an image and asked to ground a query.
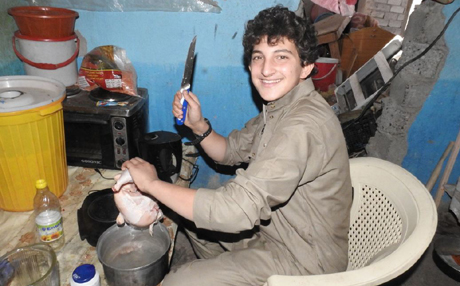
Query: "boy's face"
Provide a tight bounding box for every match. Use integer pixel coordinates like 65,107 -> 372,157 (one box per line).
248,36 -> 314,102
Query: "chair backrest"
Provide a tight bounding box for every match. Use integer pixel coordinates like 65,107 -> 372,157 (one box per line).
265,157 -> 437,286
347,157 -> 435,270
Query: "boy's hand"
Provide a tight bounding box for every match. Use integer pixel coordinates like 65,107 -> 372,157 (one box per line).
172,90 -> 207,134
121,157 -> 159,193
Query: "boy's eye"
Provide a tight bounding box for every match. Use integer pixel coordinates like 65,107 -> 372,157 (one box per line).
252,55 -> 262,61
277,55 -> 288,60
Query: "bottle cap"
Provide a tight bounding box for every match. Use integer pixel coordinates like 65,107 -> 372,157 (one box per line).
70,264 -> 100,286
35,179 -> 47,189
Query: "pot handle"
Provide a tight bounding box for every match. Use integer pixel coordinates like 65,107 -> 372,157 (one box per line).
12,36 -> 80,70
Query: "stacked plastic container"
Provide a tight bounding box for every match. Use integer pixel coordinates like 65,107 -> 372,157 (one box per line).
8,6 -> 80,87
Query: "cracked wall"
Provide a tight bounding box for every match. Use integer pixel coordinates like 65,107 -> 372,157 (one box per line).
366,0 -> 448,166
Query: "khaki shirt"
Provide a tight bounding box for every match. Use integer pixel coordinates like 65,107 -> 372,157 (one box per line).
193,79 -> 352,275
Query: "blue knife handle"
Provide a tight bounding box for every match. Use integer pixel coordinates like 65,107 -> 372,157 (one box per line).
176,99 -> 188,125
176,85 -> 190,125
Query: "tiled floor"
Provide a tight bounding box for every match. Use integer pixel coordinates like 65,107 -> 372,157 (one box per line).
169,202 -> 460,285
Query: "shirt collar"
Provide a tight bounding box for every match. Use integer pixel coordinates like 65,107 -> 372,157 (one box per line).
265,78 -> 315,113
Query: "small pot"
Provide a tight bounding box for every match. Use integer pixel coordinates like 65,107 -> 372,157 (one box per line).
96,223 -> 171,286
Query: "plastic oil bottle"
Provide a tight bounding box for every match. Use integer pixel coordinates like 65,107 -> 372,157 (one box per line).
34,179 -> 65,251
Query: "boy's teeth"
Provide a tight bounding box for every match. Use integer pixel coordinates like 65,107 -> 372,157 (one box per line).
263,79 -> 280,83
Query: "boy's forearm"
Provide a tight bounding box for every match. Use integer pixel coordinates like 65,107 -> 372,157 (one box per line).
198,131 -> 227,162
147,179 -> 196,221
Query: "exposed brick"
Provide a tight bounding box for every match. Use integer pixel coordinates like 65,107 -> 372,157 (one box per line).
371,11 -> 386,18
378,18 -> 390,26
368,2 -> 380,9
376,3 -> 391,11
390,6 -> 405,13
365,0 -> 407,35
388,0 -> 402,5
389,20 -> 402,27
385,12 -> 399,20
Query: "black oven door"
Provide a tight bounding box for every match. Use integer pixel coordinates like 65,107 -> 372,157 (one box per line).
63,112 -> 116,169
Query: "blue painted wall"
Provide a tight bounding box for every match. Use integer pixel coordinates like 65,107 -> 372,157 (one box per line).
3,0 -> 459,194
402,1 -> 460,197
73,0 -> 300,188
0,0 -> 25,75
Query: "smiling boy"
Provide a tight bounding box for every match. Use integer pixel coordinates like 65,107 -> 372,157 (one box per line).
123,5 -> 352,286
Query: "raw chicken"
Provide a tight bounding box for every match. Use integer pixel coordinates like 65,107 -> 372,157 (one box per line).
112,169 -> 163,234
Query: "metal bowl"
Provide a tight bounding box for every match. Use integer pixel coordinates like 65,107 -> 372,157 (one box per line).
96,223 -> 171,286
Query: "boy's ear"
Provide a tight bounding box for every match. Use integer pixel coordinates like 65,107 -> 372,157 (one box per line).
300,63 -> 314,79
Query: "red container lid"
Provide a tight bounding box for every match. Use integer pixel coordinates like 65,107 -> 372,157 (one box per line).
8,6 -> 78,39
8,6 -> 78,19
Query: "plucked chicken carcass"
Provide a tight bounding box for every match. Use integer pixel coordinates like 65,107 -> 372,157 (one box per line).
112,169 -> 163,234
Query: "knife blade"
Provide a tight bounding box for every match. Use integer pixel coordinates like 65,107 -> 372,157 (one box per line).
175,36 -> 197,125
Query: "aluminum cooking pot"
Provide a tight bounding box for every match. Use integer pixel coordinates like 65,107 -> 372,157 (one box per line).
96,223 -> 171,286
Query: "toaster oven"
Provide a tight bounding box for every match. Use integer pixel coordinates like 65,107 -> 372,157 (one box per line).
62,88 -> 148,169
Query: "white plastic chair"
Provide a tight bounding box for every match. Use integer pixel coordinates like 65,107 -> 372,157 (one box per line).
265,157 -> 438,286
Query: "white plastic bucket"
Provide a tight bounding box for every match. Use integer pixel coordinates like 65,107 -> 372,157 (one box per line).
13,31 -> 79,87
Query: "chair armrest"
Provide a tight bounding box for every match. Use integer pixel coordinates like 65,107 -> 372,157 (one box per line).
266,239 -> 433,286
266,269 -> 389,286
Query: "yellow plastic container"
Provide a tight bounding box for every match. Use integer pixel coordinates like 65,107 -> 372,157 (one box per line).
0,76 -> 68,211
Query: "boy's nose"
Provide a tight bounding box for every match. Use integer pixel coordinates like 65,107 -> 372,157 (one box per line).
261,60 -> 275,77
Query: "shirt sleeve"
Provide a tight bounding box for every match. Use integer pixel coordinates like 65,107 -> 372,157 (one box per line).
218,114 -> 263,166
193,114 -> 326,233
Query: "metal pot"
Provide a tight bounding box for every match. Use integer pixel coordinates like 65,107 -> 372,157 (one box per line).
96,223 -> 170,286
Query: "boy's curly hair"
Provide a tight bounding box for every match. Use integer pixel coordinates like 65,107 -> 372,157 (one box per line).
242,5 -> 318,68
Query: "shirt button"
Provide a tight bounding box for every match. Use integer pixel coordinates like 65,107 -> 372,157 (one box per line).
252,152 -> 255,157
269,115 -> 274,119
263,143 -> 267,147
270,105 -> 275,109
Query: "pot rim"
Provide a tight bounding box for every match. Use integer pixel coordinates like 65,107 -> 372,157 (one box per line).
96,222 -> 171,271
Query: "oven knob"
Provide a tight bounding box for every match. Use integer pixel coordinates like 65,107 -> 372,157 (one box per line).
114,121 -> 124,130
115,137 -> 125,145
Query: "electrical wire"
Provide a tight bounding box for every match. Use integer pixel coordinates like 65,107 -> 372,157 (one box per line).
95,158 -> 199,184
343,4 -> 460,130
94,168 -> 114,180
179,158 -> 199,184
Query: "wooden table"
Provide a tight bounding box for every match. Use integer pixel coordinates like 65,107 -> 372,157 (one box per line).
0,145 -> 197,285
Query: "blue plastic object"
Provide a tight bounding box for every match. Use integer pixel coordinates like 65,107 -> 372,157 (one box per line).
72,264 -> 96,283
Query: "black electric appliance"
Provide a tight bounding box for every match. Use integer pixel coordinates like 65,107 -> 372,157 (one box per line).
62,88 -> 148,169
77,188 -> 118,246
139,131 -> 182,183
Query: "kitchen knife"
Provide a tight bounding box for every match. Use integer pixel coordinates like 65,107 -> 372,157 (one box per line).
175,36 -> 197,125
